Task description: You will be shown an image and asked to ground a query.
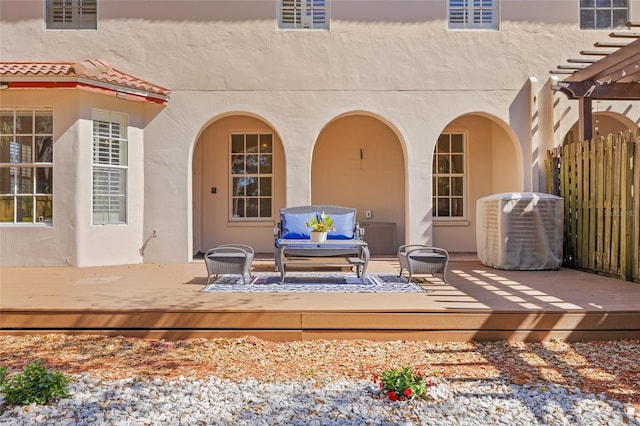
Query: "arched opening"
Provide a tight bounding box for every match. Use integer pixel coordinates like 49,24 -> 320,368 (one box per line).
432,113 -> 522,252
311,113 -> 406,255
192,114 -> 285,255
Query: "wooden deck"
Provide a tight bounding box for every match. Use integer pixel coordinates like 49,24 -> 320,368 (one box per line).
1,255 -> 639,342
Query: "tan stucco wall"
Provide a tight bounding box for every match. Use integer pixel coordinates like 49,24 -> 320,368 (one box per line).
2,1 -> 640,264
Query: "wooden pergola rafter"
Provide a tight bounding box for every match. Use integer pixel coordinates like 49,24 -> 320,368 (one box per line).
551,22 -> 640,140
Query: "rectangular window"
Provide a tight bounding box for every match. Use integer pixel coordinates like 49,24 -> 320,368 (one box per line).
0,108 -> 54,224
433,133 -> 465,219
279,0 -> 329,29
46,0 -> 97,30
92,110 -> 127,225
580,0 -> 628,29
449,0 -> 498,30
229,133 -> 273,220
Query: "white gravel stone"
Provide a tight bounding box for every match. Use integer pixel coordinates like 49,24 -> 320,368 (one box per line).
0,375 -> 638,426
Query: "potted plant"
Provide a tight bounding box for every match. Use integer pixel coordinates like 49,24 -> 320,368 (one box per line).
305,212 -> 335,243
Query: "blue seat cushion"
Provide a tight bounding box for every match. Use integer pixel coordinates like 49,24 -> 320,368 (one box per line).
281,212 -> 315,239
327,212 -> 355,240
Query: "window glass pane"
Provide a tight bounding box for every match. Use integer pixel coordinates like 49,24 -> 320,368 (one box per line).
245,198 -> 258,217
232,198 -> 245,218
231,134 -> 244,153
0,196 -> 13,222
437,155 -> 450,173
16,136 -> 32,163
437,135 -> 449,153
451,198 -> 464,217
0,136 -> 12,163
612,0 -> 627,6
246,134 -> 259,153
260,134 -> 273,153
232,177 -> 245,196
451,154 -> 464,173
245,177 -> 258,196
596,0 -> 611,6
580,0 -> 594,6
437,198 -> 450,216
259,154 -> 272,174
16,167 -> 33,194
17,196 -> 33,222
451,177 -> 464,196
259,177 -> 272,196
15,111 -> 33,134
231,155 -> 244,175
0,167 -> 11,193
245,155 -> 258,174
36,167 -> 53,194
580,10 -> 594,28
612,9 -> 627,27
451,135 -> 464,152
36,137 -> 53,162
34,110 -> 53,134
36,196 -> 53,223
259,199 -> 272,217
0,111 -> 14,134
437,177 -> 450,196
596,9 -> 611,28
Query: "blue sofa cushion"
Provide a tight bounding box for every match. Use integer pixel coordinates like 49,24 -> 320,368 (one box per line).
327,212 -> 355,240
281,212 -> 315,239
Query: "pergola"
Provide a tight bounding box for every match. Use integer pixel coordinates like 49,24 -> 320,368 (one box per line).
552,22 -> 640,141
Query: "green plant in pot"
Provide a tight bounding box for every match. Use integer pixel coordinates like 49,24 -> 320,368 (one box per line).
306,212 -> 335,243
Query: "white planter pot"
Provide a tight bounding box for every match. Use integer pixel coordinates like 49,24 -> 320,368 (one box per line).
310,231 -> 328,243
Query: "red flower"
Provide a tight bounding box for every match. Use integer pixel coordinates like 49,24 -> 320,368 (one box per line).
388,391 -> 398,401
428,380 -> 433,387
372,374 -> 379,383
404,388 -> 413,397
379,382 -> 384,389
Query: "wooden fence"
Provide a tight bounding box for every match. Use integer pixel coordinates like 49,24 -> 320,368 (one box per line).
546,131 -> 640,282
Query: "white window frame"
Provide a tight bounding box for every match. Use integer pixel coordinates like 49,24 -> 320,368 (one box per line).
448,0 -> 498,30
92,110 -> 127,225
0,108 -> 54,225
580,0 -> 629,30
229,132 -> 274,221
432,132 -> 467,220
45,0 -> 97,30
278,0 -> 329,30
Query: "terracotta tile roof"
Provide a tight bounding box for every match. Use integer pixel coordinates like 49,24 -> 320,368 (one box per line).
0,59 -> 170,103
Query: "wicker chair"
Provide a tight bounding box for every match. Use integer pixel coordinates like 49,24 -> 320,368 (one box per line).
204,244 -> 254,284
397,244 -> 449,284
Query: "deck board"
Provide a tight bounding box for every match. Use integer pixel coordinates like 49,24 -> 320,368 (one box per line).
1,258 -> 639,342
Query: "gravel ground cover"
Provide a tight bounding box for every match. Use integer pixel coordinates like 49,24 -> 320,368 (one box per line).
0,335 -> 638,425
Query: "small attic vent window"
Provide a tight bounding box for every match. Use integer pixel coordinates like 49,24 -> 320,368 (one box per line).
46,0 -> 97,30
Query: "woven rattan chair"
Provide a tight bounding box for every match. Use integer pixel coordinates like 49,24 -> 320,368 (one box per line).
397,244 -> 448,284
204,244 -> 254,284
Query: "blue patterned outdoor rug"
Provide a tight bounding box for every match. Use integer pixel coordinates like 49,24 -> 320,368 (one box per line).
200,272 -> 426,293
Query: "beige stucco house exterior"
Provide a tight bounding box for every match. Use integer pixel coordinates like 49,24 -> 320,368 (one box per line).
1,0 -> 639,267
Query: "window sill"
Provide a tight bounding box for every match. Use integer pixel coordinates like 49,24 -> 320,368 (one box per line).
433,220 -> 470,227
227,220 -> 275,227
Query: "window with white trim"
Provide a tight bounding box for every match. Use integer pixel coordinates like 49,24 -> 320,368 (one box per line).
92,110 -> 127,225
580,0 -> 628,29
279,0 -> 329,29
230,133 -> 273,220
433,133 -> 465,218
449,0 -> 498,30
0,108 -> 54,224
46,0 -> 97,30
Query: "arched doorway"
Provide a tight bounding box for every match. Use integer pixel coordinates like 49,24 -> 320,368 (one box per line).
311,113 -> 405,255
432,113 -> 522,252
192,114 -> 285,255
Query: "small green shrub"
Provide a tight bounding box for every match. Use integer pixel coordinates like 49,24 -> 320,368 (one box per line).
374,366 -> 432,401
1,359 -> 71,405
